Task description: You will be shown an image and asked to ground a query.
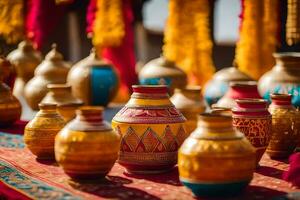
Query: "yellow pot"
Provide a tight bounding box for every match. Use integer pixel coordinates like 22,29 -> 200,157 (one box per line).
178,113 -> 255,197
112,85 -> 187,174
24,103 -> 65,159
55,106 -> 120,180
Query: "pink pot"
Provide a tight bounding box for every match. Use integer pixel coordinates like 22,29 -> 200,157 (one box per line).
232,99 -> 272,165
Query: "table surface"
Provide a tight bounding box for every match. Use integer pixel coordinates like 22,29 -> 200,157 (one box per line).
1,104 -> 300,200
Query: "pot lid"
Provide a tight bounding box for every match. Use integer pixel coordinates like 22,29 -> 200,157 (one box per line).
45,44 -> 64,62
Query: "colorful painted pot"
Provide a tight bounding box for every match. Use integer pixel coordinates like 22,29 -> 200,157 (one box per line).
67,48 -> 119,106
266,94 -> 300,158
7,40 -> 42,100
215,81 -> 261,109
179,113 -> 255,197
112,85 -> 187,174
55,106 -> 120,180
24,44 -> 71,110
204,64 -> 252,106
0,57 -> 22,127
24,103 -> 65,159
41,84 -> 83,122
232,99 -> 272,165
170,86 -> 206,134
138,56 -> 187,94
258,52 -> 300,107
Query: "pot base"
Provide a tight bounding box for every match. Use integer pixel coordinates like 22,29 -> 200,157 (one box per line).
120,162 -> 175,175
266,150 -> 293,159
65,171 -> 108,180
180,179 -> 250,197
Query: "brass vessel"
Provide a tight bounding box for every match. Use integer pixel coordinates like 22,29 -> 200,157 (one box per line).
138,56 -> 187,94
7,40 -> 42,99
24,44 -> 71,110
178,113 -> 255,197
24,103 -> 65,159
267,94 -> 300,158
41,84 -> 83,122
171,86 -> 206,134
55,106 -> 120,180
0,57 -> 22,126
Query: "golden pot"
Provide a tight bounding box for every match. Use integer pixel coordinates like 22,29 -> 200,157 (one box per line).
112,85 -> 187,174
210,106 -> 232,116
178,113 -> 256,197
0,57 -> 22,126
138,56 -> 187,94
7,40 -> 42,99
55,106 -> 120,180
41,84 -> 83,122
24,44 -> 71,110
266,94 -> 300,158
171,86 -> 206,134
67,48 -> 119,106
24,103 -> 65,159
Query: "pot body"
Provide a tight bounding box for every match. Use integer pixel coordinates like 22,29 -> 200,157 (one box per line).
7,40 -> 42,99
258,52 -> 300,107
112,85 -> 187,174
24,45 -> 70,110
204,66 -> 252,105
171,86 -> 206,134
179,114 -> 255,197
232,99 -> 271,165
24,104 -> 65,159
55,107 -> 120,179
138,57 -> 187,94
67,50 -> 119,106
266,94 -> 300,158
215,81 -> 261,109
41,84 -> 83,122
0,83 -> 22,126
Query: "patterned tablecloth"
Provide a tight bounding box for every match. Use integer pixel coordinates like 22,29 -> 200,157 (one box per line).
0,132 -> 300,200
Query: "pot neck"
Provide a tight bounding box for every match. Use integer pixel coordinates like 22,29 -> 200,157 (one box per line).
38,103 -> 58,115
270,94 -> 293,107
275,53 -> 300,69
76,106 -> 103,122
131,85 -> 169,99
174,86 -> 201,100
48,84 -> 71,95
197,114 -> 233,133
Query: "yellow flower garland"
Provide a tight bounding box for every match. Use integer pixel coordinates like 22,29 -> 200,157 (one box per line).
92,0 -> 124,48
286,0 -> 300,45
163,0 -> 215,87
0,0 -> 24,44
236,0 -> 279,80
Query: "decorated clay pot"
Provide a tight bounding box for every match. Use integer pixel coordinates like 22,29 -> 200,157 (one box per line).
179,113 -> 255,197
67,48 -> 119,106
55,106 -> 120,180
24,103 -> 65,159
204,63 -> 253,106
112,85 -> 187,174
7,40 -> 42,99
0,57 -> 22,126
41,84 -> 83,122
215,81 -> 261,109
24,44 -> 71,110
258,52 -> 300,107
232,99 -> 272,165
171,86 -> 206,134
266,94 -> 300,158
138,56 -> 187,94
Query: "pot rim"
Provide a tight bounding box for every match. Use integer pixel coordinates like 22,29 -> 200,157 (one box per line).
235,98 -> 268,104
273,52 -> 300,58
229,81 -> 257,87
174,85 -> 201,93
47,83 -> 71,89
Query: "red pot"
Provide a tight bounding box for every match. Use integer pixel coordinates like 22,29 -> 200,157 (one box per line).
232,99 -> 272,165
215,81 -> 261,109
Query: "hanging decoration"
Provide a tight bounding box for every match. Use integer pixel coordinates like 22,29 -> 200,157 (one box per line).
0,0 -> 24,43
92,0 -> 125,47
163,0 -> 215,87
235,0 -> 280,80
286,0 -> 300,45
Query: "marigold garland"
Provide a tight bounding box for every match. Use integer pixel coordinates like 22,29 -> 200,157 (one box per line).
0,0 -> 24,44
163,0 -> 215,87
92,0 -> 125,48
236,0 -> 279,80
286,0 -> 300,45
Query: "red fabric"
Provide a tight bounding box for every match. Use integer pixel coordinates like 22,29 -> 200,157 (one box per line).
26,0 -> 67,49
86,0 -> 96,34
283,153 -> 300,187
0,120 -> 28,135
0,147 -> 299,199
